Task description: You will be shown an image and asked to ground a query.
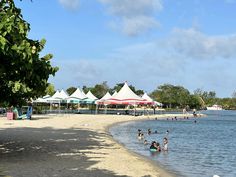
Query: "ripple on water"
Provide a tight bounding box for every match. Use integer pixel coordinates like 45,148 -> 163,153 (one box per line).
110,111 -> 236,177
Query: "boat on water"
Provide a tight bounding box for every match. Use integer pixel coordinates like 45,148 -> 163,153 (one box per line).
206,104 -> 223,110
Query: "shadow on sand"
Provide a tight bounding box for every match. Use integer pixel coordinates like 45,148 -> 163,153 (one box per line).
0,126 -> 128,177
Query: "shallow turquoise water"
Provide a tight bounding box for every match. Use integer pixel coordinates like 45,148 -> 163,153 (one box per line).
110,110 -> 236,177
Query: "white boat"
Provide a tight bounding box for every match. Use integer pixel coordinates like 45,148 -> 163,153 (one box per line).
206,104 -> 223,110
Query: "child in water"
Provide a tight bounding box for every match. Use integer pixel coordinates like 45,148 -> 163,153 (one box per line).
156,142 -> 161,152
138,133 -> 144,140
144,140 -> 148,145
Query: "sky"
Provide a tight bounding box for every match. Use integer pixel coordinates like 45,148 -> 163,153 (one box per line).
15,0 -> 236,97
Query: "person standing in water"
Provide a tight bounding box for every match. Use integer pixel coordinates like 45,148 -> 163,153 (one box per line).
163,137 -> 168,151
148,128 -> 151,135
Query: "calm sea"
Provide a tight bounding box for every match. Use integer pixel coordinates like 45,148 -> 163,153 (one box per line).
109,110 -> 236,177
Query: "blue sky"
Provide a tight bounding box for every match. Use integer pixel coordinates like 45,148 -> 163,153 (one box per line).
15,0 -> 236,97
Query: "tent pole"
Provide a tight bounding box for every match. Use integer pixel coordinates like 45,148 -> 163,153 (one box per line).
59,101 -> 61,114
95,104 -> 98,114
105,104 -> 107,114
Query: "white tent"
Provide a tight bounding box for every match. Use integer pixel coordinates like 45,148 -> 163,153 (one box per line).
95,92 -> 112,113
82,90 -> 86,96
86,91 -> 98,100
142,93 -> 153,102
100,92 -> 112,101
46,90 -> 61,102
98,82 -> 149,105
33,97 -> 48,103
51,90 -> 61,99
33,94 -> 51,103
67,88 -> 87,103
113,83 -> 142,100
81,90 -> 98,104
96,92 -> 112,104
69,88 -> 87,99
44,90 -> 61,112
46,90 -> 68,102
59,89 -> 69,100
43,95 -> 51,99
111,82 -> 143,104
142,93 -> 162,106
112,91 -> 118,97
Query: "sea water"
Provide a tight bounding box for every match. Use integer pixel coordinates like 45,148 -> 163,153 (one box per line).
109,110 -> 236,177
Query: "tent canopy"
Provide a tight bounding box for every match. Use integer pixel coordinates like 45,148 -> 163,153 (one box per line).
142,93 -> 153,102
100,92 -> 112,101
69,88 -> 87,99
142,93 -> 162,106
33,97 -> 48,103
67,88 -> 87,103
86,91 -> 98,100
59,89 -> 69,100
52,90 -> 61,99
46,90 -> 68,103
97,82 -> 154,105
112,91 -> 118,97
96,92 -> 112,104
79,91 -> 98,104
112,82 -> 142,101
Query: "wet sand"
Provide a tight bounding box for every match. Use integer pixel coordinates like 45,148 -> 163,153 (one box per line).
0,113 -> 198,177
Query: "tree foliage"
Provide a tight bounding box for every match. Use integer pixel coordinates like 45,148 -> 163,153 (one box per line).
231,91 -> 236,98
194,88 -> 217,107
45,83 -> 55,96
66,87 -> 76,96
0,0 -> 58,106
151,84 -> 201,109
110,83 -> 123,94
84,81 -> 108,99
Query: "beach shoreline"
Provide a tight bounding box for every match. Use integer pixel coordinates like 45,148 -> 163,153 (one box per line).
0,113 -> 202,177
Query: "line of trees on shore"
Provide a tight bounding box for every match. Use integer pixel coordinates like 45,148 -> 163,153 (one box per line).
45,82 -> 236,110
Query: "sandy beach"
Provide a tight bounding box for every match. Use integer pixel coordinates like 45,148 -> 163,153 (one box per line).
0,113 -> 198,177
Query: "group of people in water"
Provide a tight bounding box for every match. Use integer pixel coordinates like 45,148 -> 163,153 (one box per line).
166,116 -> 198,123
138,129 -> 168,152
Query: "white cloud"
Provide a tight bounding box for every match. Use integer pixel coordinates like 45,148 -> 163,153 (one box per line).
51,28 -> 236,97
122,16 -> 159,36
166,28 -> 236,60
99,0 -> 162,16
98,0 -> 162,36
58,0 -> 80,10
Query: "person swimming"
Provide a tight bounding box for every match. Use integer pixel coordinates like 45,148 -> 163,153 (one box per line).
166,130 -> 169,134
144,140 -> 148,145
150,141 -> 157,151
150,141 -> 161,152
